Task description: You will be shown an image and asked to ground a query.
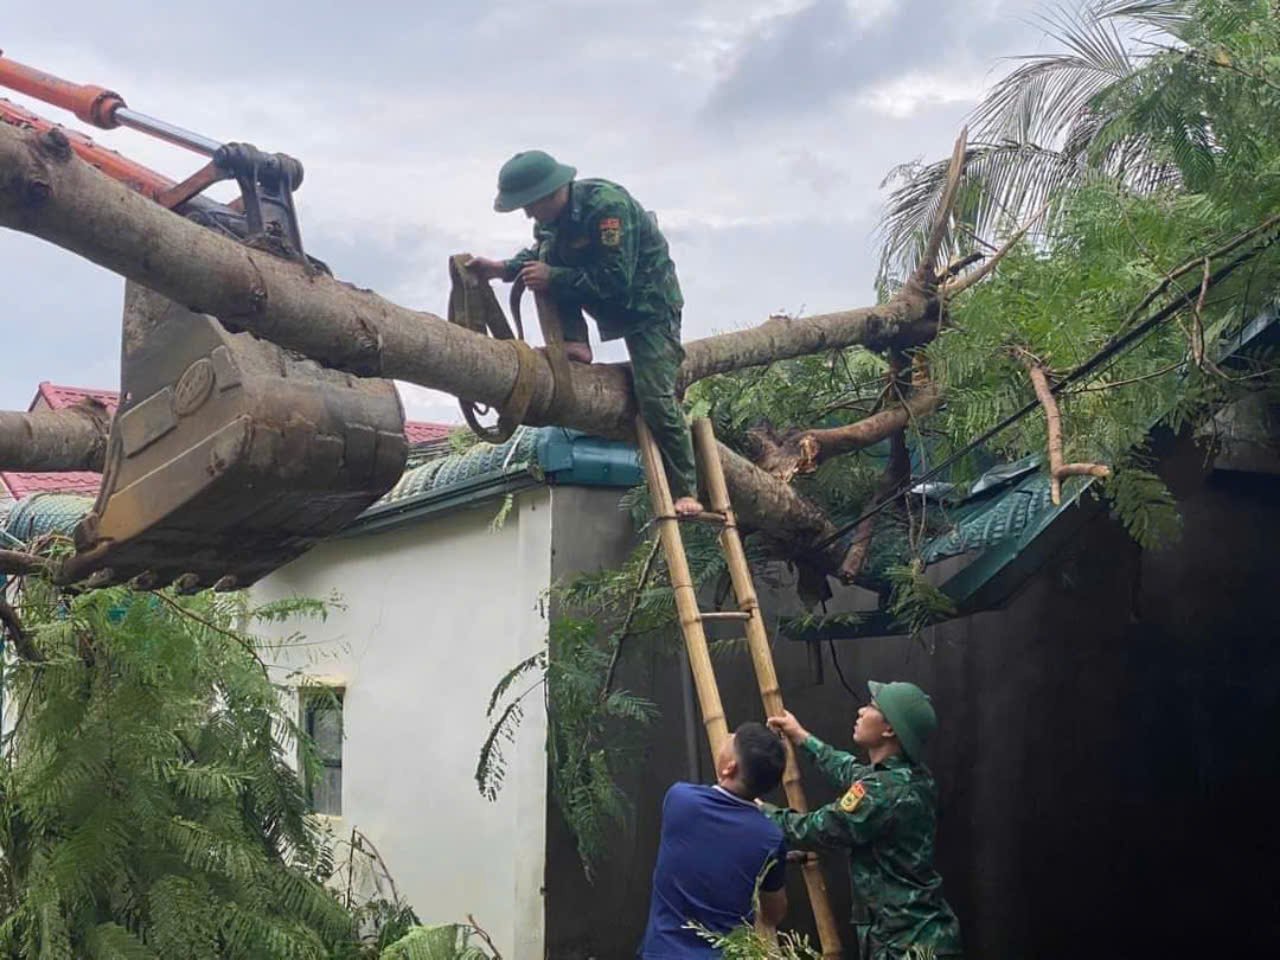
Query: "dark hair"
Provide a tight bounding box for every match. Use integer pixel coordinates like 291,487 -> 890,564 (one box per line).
733,722 -> 786,799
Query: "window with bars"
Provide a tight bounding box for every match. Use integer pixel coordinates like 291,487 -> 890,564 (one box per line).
301,687 -> 343,816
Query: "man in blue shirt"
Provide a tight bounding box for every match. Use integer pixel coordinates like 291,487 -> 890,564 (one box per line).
639,722 -> 789,957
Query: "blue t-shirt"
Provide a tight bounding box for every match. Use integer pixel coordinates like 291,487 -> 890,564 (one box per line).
638,782 -> 787,958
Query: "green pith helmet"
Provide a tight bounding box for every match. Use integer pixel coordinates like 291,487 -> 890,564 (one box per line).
868,680 -> 936,762
493,150 -> 577,213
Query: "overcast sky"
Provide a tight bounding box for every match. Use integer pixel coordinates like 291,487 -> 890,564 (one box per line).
1,0 -> 1051,421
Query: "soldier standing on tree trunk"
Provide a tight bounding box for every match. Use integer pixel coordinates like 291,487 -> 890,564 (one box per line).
468,150 -> 703,516
764,682 -> 963,960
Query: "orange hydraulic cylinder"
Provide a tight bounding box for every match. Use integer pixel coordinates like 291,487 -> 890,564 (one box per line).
0,52 -> 125,128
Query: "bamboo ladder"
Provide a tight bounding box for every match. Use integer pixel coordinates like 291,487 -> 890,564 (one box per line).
635,416 -> 844,958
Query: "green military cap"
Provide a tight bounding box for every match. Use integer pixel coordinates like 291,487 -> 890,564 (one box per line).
868,680 -> 937,762
493,150 -> 577,213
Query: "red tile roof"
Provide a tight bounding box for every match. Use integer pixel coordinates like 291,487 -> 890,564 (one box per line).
33,382 -> 120,414
1,383 -> 453,500
405,421 -> 452,446
2,472 -> 103,499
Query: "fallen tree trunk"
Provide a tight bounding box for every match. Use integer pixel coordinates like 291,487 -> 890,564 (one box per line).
0,400 -> 110,473
0,124 -> 947,436
0,123 -> 963,576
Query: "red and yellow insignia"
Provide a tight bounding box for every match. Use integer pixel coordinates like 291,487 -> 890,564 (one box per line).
599,217 -> 622,247
839,780 -> 867,813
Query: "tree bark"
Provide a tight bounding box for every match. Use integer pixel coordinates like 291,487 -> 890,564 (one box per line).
0,122 -> 957,577
839,427 -> 910,582
747,384 -> 940,481
0,594 -> 44,662
1026,362 -> 1110,505
0,400 -> 110,473
0,548 -> 47,576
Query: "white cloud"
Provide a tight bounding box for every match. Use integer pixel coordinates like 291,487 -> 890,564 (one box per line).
857,73 -> 988,119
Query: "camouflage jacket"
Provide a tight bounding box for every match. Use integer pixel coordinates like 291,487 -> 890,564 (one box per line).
763,737 -> 962,959
502,178 -> 683,340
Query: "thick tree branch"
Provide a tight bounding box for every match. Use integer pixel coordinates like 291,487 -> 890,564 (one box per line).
0,549 -> 48,577
0,594 -> 44,663
0,400 -> 110,472
1026,362 -> 1111,505
943,201 -> 1049,298
839,427 -> 911,582
907,128 -> 969,293
748,384 -> 940,481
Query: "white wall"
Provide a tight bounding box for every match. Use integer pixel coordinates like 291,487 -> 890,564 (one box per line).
253,489 -> 552,959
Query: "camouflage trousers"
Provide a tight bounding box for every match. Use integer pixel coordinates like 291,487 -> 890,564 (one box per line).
560,306 -> 697,500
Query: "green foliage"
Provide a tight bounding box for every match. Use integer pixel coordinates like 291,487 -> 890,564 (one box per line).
477,616 -> 657,879
0,580 -> 356,958
870,2 -> 1280,558
474,649 -> 546,802
446,428 -> 482,457
487,493 -> 515,532
886,562 -> 958,647
777,612 -> 865,641
376,924 -> 492,960
684,922 -> 824,960
1106,462 -> 1183,549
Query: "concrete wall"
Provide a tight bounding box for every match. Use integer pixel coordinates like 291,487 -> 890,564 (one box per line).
254,489 -> 553,959
541,440 -> 1280,958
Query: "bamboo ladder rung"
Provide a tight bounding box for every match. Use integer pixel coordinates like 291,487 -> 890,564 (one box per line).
634,415 -> 843,959
682,510 -> 729,525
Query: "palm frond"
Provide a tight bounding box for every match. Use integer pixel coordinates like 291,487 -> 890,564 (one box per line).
1093,0 -> 1193,34
877,0 -> 1194,285
877,140 -> 1078,287
973,4 -> 1140,146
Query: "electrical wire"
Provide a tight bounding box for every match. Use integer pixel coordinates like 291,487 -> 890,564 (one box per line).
809,234 -> 1280,554
818,599 -> 861,700
827,638 -> 860,700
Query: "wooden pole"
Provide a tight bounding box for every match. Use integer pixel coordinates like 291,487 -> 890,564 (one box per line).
634,416 -> 729,756
692,417 -> 845,959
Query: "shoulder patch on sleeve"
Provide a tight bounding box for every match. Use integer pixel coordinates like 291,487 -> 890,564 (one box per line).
599,216 -> 622,247
838,779 -> 867,813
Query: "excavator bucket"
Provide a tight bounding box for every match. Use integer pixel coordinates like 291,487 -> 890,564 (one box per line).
62,282 -> 407,590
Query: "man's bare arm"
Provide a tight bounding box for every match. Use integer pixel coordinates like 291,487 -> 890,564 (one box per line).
758,888 -> 787,929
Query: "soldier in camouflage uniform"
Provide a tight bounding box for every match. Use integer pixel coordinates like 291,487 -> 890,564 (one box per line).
469,150 -> 701,515
764,682 -> 962,959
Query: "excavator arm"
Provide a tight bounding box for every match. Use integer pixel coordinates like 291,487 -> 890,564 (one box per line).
1,51 -> 308,260
1,54 -> 408,591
